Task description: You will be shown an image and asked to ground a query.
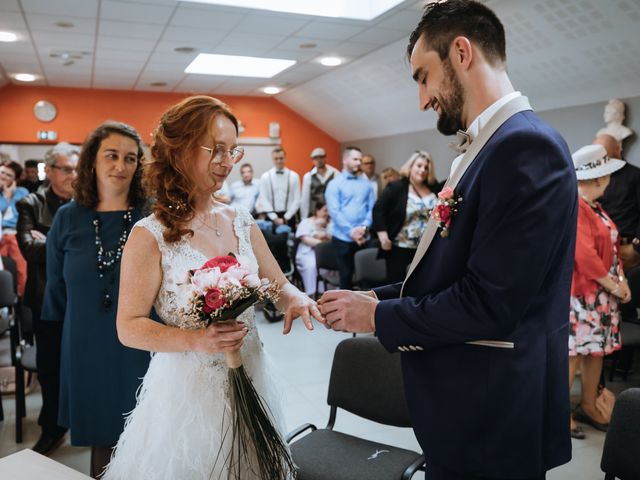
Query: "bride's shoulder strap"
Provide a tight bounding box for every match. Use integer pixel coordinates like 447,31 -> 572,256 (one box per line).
132,214 -> 166,250
233,205 -> 254,246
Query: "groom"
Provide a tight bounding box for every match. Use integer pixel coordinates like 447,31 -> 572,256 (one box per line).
318,1 -> 576,479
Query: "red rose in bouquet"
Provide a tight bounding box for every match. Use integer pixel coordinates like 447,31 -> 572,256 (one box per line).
202,255 -> 239,272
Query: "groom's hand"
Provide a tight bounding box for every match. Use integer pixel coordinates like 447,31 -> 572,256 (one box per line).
318,290 -> 378,333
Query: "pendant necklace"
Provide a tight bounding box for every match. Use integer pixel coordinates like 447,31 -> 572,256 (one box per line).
197,209 -> 222,237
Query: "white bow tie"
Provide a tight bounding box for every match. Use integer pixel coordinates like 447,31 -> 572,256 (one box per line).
449,130 -> 472,154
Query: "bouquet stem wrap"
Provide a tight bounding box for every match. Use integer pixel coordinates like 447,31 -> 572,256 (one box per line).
223,350 -> 296,479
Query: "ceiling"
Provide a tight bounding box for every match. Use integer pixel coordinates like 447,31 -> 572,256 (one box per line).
1,0 -> 639,142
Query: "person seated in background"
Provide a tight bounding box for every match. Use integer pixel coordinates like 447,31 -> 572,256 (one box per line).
569,144 -> 630,439
18,158 -> 45,193
257,147 -> 300,234
16,141 -> 78,455
300,147 -> 339,219
379,167 -> 401,193
214,179 -> 231,204
230,162 -> 260,215
373,150 -> 441,283
0,159 -> 30,296
295,201 -> 331,296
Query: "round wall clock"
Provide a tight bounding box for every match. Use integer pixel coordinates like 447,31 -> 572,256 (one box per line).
34,100 -> 57,122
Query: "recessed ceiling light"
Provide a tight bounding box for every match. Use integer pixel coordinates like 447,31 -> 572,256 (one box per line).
0,31 -> 17,42
320,56 -> 342,67
299,43 -> 317,49
150,81 -> 168,87
174,46 -> 196,53
263,86 -> 281,95
14,73 -> 37,82
185,53 -> 295,78
180,0 -> 405,20
54,21 -> 74,28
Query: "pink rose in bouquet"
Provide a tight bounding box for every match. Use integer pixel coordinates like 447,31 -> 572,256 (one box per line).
187,253 -> 280,324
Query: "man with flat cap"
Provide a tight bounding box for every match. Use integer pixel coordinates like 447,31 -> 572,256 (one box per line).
300,147 -> 339,219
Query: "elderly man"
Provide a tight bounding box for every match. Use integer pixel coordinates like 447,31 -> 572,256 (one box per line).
300,147 -> 340,219
17,142 -> 78,455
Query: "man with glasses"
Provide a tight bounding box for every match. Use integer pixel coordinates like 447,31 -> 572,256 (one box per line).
257,147 -> 301,233
16,141 -> 78,456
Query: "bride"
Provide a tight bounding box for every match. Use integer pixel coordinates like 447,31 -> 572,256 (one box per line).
103,96 -> 322,479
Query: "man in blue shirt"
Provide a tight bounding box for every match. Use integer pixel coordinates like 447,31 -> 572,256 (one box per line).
325,146 -> 375,288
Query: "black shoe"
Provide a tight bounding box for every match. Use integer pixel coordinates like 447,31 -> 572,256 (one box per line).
570,425 -> 586,439
32,433 -> 66,456
573,405 -> 608,432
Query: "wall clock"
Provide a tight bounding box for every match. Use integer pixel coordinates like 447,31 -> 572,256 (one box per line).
34,100 -> 57,122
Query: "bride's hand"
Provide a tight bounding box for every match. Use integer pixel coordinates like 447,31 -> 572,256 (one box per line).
190,320 -> 248,354
282,287 -> 325,335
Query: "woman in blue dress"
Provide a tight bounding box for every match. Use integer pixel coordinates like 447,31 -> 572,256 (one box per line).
41,121 -> 151,478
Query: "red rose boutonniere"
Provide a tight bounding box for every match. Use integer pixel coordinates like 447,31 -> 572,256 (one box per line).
431,186 -> 463,238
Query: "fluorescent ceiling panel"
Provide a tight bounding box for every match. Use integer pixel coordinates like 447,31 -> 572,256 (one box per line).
185,53 -> 296,78
180,0 -> 405,20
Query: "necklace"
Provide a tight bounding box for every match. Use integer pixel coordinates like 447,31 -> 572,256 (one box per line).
93,208 -> 134,310
196,210 -> 222,237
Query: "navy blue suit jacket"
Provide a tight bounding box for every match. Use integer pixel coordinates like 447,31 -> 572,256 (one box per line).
374,111 -> 576,478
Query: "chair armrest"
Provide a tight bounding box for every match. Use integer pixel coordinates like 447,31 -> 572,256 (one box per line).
285,423 -> 317,443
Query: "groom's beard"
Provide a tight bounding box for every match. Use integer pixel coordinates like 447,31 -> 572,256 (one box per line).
436,59 -> 466,136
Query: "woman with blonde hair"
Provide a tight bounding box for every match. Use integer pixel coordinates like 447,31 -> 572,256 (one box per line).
104,95 -> 320,479
373,150 -> 441,283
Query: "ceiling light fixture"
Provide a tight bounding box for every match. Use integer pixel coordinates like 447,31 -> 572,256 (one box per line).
0,31 -> 17,42
320,56 -> 342,67
263,86 -> 281,95
180,0 -> 405,20
185,53 -> 295,78
14,73 -> 37,82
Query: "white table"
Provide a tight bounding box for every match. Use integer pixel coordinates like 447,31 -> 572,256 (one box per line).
0,449 -> 91,479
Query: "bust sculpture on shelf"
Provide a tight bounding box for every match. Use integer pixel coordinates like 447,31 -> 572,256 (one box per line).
597,98 -> 633,144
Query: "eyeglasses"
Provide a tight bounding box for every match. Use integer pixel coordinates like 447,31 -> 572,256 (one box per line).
200,144 -> 245,164
50,165 -> 77,175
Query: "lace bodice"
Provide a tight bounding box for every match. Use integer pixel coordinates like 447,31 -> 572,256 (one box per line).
133,206 -> 259,334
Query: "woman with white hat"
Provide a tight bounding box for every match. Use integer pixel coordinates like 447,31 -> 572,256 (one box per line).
568,144 -> 629,439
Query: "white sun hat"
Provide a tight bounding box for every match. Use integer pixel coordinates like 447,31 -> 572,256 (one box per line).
572,144 -> 625,180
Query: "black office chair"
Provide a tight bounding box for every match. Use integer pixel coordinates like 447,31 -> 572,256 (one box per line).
600,388 -> 640,480
353,247 -> 387,290
286,337 -> 425,479
12,303 -> 36,443
314,242 -> 340,300
0,269 -> 18,427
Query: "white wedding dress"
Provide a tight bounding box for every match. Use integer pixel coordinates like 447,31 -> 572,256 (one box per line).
104,207 -> 288,480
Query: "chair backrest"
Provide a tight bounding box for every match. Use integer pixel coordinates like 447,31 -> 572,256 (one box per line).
327,337 -> 411,427
315,241 -> 339,271
601,388 -> 640,479
0,270 -> 17,308
353,247 -> 387,287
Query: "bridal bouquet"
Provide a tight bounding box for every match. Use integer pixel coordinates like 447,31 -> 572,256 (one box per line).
187,254 -> 280,324
186,254 -> 295,480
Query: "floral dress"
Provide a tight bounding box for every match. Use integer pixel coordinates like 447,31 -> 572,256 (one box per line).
569,204 -> 622,356
395,191 -> 437,249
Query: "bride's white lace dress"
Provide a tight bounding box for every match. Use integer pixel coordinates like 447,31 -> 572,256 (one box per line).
104,207 -> 288,480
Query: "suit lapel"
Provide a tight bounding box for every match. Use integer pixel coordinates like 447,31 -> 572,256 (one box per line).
400,96 -> 533,297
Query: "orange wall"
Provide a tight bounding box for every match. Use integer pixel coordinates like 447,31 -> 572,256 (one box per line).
0,84 -> 340,176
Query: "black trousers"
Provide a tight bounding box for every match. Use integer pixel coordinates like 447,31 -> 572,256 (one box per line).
34,314 -> 67,437
331,237 -> 372,289
385,245 -> 416,284
90,444 -> 116,478
427,463 -> 546,480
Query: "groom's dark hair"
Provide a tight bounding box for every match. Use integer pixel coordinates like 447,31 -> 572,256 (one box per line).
407,0 -> 506,67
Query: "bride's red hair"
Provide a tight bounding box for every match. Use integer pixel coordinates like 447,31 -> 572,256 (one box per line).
146,95 -> 239,243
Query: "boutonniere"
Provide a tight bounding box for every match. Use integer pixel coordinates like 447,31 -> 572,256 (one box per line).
431,187 -> 463,238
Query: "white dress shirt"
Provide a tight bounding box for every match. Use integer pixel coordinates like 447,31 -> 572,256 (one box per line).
450,91 -> 522,175
257,167 -> 301,221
